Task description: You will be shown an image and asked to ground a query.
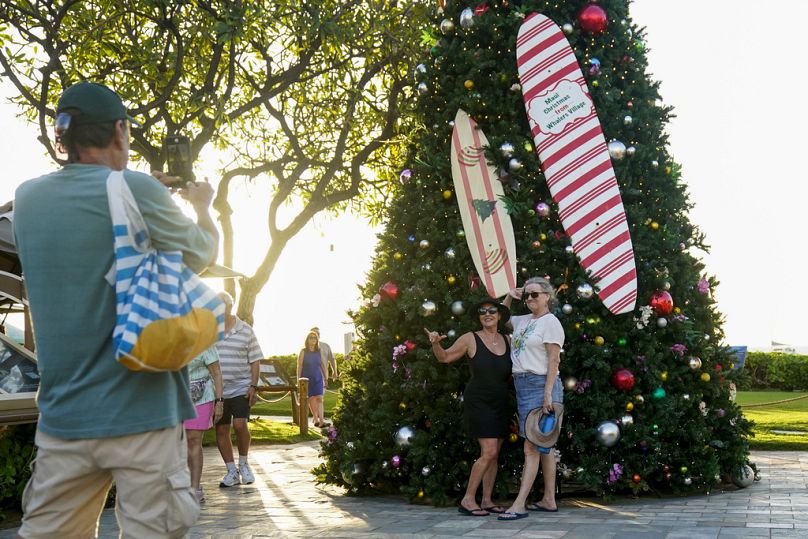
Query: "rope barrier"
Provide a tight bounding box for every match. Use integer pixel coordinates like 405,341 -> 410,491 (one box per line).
741,393 -> 808,408
256,391 -> 291,403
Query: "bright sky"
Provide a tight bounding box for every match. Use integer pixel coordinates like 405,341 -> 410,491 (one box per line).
0,1 -> 804,354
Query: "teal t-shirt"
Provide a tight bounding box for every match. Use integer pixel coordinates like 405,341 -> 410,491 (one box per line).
14,164 -> 216,440
187,347 -> 220,405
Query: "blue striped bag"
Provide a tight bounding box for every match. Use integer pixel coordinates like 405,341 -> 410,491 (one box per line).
106,170 -> 225,372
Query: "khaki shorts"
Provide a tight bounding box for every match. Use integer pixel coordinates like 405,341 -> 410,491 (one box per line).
19,423 -> 199,539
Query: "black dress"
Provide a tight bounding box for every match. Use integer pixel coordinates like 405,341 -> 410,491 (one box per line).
463,333 -> 512,439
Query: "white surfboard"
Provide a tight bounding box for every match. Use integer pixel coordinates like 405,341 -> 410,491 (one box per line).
450,109 -> 517,298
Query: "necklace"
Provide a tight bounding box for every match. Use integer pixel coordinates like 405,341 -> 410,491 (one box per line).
480,331 -> 499,347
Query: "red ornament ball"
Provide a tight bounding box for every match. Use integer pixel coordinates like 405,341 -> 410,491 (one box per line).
578,4 -> 608,34
404,340 -> 417,352
380,281 -> 400,300
649,290 -> 674,315
611,368 -> 635,392
632,473 -> 641,483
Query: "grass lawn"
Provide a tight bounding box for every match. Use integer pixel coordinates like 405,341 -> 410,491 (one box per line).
251,389 -> 340,417
737,390 -> 808,450
202,417 -> 323,447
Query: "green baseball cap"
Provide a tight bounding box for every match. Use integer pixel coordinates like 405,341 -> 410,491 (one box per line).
56,82 -> 141,127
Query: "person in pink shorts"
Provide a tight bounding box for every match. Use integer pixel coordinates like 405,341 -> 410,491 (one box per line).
184,346 -> 224,502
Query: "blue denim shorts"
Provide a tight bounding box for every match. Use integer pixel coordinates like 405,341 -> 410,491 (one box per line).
514,372 -> 563,439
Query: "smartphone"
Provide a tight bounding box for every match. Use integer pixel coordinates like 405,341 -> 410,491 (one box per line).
163,135 -> 195,185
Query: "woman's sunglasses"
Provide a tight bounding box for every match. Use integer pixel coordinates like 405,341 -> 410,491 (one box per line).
523,291 -> 547,299
478,306 -> 499,315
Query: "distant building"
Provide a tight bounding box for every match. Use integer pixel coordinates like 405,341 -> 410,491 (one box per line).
771,341 -> 796,354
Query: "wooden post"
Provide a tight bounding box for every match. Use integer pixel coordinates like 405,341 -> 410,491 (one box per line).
298,377 -> 309,435
291,388 -> 299,425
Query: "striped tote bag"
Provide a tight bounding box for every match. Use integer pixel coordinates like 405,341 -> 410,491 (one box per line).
106,170 -> 225,372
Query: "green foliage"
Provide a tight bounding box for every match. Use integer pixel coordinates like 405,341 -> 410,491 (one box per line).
0,424 -> 36,511
737,352 -> 808,391
317,0 -> 752,502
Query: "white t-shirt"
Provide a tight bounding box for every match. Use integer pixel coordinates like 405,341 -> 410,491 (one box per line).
510,313 -> 565,375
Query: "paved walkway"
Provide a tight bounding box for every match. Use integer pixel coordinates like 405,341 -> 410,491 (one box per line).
4,444 -> 807,538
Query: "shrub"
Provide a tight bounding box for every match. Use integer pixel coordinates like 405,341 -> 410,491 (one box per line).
737,352 -> 808,391
0,424 -> 36,511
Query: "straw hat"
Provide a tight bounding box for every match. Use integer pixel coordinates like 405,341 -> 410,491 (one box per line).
524,403 -> 565,448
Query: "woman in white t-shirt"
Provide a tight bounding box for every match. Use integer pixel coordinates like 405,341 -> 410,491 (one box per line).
497,277 -> 564,520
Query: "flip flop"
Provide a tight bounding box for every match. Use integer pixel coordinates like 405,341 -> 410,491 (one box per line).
526,502 -> 558,512
483,506 -> 507,514
458,506 -> 489,517
497,511 -> 529,521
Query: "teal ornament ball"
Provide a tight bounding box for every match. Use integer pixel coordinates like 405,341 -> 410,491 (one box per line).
652,387 -> 666,399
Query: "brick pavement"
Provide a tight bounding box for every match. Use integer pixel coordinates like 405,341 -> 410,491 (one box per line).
3,445 -> 807,538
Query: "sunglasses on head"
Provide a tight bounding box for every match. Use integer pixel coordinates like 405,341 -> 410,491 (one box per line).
478,306 -> 499,315
523,291 -> 546,299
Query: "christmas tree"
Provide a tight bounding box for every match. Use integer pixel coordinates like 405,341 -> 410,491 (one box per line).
315,0 -> 753,501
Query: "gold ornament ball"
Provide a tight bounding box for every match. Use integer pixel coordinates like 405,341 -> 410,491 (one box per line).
509,432 -> 518,443
447,274 -> 457,286
665,165 -> 672,174
625,401 -> 634,412
575,322 -> 583,330
532,240 -> 542,249
442,189 -> 453,200
564,377 -> 578,391
399,402 -> 407,410
700,372 -> 711,382
417,489 -> 425,498
594,336 -> 605,346
464,79 -> 475,90
650,221 -> 659,230
674,307 -> 681,314
539,233 -> 548,241
634,395 -> 645,404
393,252 -> 403,260
592,80 -> 599,87
661,371 -> 668,382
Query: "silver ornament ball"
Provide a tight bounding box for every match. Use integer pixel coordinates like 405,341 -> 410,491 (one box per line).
596,420 -> 621,447
419,239 -> 430,250
651,160 -> 659,168
623,115 -> 633,126
420,300 -> 437,316
508,158 -> 523,172
417,82 -> 428,95
440,19 -> 455,34
683,476 -> 693,486
535,201 -> 551,217
499,142 -> 515,158
421,466 -> 431,476
447,329 -> 457,339
688,357 -> 702,370
732,465 -> 754,488
395,426 -> 415,447
565,245 -> 575,255
450,301 -> 466,316
620,414 -> 634,426
444,247 -> 456,259
608,140 -> 627,161
459,8 -> 474,28
626,145 -> 636,157
415,64 -> 427,76
656,317 -> 668,328
562,23 -> 574,34
576,283 -> 594,299
562,303 -> 573,315
563,376 -> 578,391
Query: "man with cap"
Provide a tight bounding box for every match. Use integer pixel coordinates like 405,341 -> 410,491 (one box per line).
14,81 -> 217,537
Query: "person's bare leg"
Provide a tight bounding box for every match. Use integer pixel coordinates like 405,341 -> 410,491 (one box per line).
186,429 -> 204,490
459,438 -> 498,514
215,423 -> 234,465
232,418 -> 251,457
307,396 -> 318,424
504,441 -> 540,514
536,451 -> 558,510
480,438 -> 504,510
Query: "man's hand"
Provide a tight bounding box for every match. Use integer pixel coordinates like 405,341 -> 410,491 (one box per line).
180,180 -> 214,211
247,386 -> 258,407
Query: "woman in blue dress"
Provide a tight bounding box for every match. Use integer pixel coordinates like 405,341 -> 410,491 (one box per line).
297,331 -> 328,427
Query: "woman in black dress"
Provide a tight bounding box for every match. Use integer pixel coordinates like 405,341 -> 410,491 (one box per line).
424,298 -> 512,517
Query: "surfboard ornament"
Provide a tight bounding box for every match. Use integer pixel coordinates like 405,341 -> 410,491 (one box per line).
516,12 -> 637,315
450,109 -> 517,298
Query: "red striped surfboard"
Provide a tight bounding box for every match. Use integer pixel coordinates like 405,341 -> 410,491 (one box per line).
450,109 -> 517,298
516,12 -> 637,315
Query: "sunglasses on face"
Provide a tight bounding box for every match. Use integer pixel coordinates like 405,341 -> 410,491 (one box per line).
524,291 -> 547,299
478,306 -> 499,315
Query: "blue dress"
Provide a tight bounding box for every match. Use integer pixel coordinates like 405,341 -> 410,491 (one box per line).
301,350 -> 324,397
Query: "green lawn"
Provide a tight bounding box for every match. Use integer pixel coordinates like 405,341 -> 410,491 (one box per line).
737,391 -> 808,450
251,389 -> 340,417
202,417 -> 323,446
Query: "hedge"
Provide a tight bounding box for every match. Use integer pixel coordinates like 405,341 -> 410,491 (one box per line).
737,352 -> 808,391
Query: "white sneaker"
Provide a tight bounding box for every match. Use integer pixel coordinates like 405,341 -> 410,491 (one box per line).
219,468 -> 240,487
239,463 -> 255,484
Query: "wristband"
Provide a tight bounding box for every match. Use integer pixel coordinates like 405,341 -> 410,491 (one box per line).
215,397 -> 224,403
249,384 -> 258,390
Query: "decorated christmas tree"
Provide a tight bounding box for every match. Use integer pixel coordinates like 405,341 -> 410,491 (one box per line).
315,0 -> 753,501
